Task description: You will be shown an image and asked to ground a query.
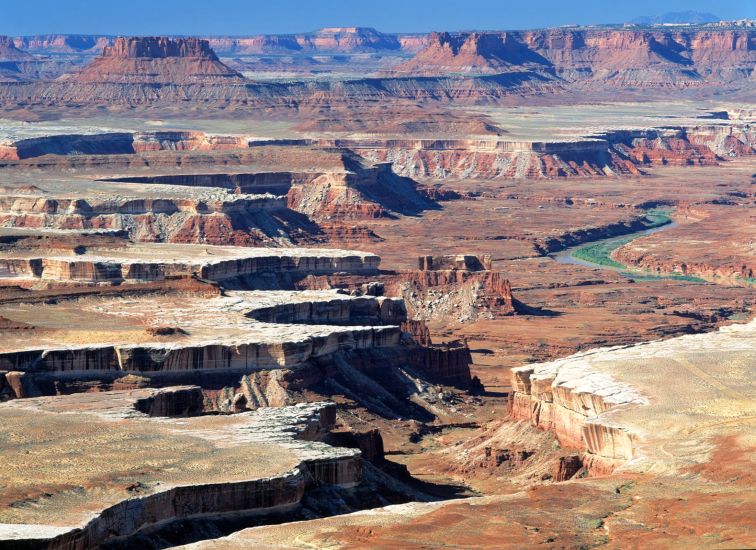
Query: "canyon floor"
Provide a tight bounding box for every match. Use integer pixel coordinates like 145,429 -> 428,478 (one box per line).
0,28 -> 754,549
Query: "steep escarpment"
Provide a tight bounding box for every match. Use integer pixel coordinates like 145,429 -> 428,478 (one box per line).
335,125 -> 755,179
392,31 -> 551,74
509,320 -> 756,477
0,392 -> 365,549
73,36 -> 244,84
510,359 -> 644,474
395,28 -> 755,87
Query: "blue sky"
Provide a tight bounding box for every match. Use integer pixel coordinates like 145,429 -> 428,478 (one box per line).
2,0 -> 753,35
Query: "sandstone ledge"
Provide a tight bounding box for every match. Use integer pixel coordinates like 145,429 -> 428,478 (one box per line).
0,290 -> 403,376
0,242 -> 380,283
0,389 -> 359,548
510,319 -> 756,475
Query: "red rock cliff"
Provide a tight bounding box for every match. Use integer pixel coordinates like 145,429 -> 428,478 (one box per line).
395,29 -> 755,84
75,36 -> 244,84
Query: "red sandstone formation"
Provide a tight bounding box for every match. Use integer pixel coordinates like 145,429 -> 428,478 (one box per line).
394,31 -> 551,74
74,36 -> 244,84
394,28 -> 756,86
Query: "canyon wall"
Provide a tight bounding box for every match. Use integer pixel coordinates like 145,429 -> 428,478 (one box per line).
335,127 -> 755,179
395,28 -> 756,87
509,360 -> 644,474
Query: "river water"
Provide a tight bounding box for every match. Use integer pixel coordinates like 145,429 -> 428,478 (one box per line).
551,221 -> 680,276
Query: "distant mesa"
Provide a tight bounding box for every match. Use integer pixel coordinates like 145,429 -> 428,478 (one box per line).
74,36 -> 245,84
206,27 -> 423,55
392,27 -> 755,84
101,36 -> 221,59
304,27 -> 402,52
0,35 -> 34,61
393,31 -> 550,74
630,11 -> 721,25
0,36 -> 36,83
13,34 -> 112,54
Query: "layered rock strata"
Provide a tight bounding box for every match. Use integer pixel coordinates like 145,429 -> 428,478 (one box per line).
0,242 -> 379,284
510,319 -> 756,475
73,36 -> 244,84
394,29 -> 756,87
0,131 -> 249,160
0,289 -> 401,380
330,126 -> 755,179
0,389 -> 360,549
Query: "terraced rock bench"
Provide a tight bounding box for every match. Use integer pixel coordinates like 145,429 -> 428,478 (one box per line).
0,388 -> 359,549
0,242 -> 380,283
0,290 -> 402,382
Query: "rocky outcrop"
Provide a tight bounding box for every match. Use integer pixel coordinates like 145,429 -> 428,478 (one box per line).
386,255 -> 515,322
407,339 -> 473,388
287,155 -> 436,220
418,254 -> 492,271
73,36 -> 244,84
509,359 -> 645,474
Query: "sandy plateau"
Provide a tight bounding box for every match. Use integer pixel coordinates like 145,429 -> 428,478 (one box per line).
0,25 -> 754,549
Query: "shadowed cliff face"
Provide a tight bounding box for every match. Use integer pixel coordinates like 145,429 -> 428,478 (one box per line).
0,36 -> 34,61
394,29 -> 755,83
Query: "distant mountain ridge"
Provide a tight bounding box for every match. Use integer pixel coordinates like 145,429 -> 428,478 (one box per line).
12,28 -> 428,56
631,11 -> 721,25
